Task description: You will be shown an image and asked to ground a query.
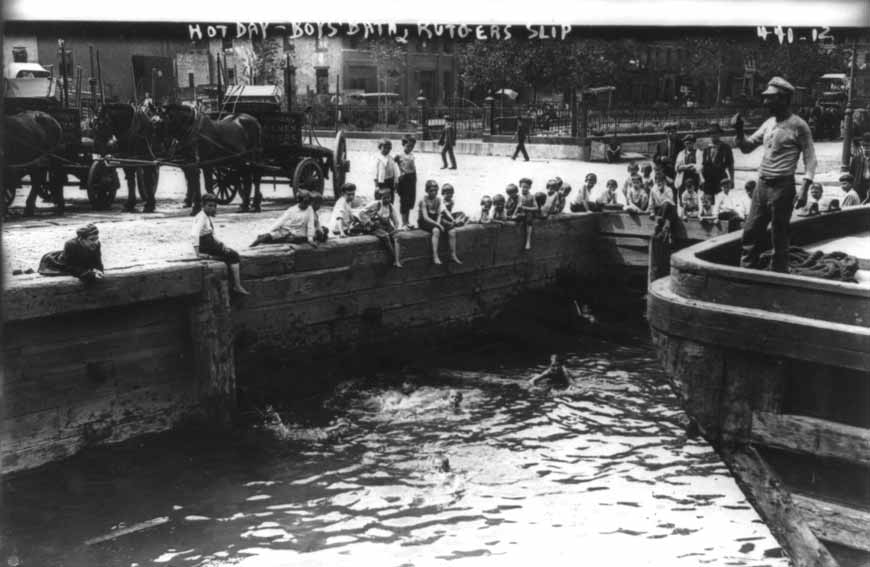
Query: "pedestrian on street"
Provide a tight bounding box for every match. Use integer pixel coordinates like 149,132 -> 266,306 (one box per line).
512,116 -> 530,161
439,115 -> 457,170
733,76 -> 817,273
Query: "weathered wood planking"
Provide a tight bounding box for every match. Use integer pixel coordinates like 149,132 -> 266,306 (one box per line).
723,447 -> 840,567
752,413 -> 870,468
648,279 -> 870,372
793,493 -> 870,553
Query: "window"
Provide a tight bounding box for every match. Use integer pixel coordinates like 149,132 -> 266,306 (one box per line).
346,65 -> 376,92
443,71 -> 454,102
12,46 -> 28,62
315,36 -> 327,52
227,68 -> 236,83
222,37 -> 233,51
283,35 -> 296,53
419,70 -> 436,101
443,40 -> 454,54
188,72 -> 195,89
316,68 -> 329,94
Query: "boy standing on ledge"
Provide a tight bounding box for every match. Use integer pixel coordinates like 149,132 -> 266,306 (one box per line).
191,193 -> 249,295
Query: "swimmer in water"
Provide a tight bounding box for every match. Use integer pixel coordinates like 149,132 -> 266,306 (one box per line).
528,354 -> 575,388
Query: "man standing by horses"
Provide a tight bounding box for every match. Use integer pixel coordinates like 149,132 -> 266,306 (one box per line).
733,76 -> 817,273
439,115 -> 457,170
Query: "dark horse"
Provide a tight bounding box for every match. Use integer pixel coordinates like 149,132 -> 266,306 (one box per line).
159,104 -> 262,214
3,111 -> 64,216
93,103 -> 162,213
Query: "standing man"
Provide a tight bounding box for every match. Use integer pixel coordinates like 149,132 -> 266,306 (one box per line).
848,132 -> 870,203
512,115 -> 530,161
702,123 -> 735,199
674,134 -> 703,197
439,115 -> 457,170
733,76 -> 817,273
654,123 -> 681,180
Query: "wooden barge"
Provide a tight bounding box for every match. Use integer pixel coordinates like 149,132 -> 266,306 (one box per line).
647,206 -> 870,567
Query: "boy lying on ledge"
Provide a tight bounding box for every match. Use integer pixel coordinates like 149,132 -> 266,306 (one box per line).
38,223 -> 105,283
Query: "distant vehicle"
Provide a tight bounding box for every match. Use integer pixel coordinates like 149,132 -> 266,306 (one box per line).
2,62 -> 57,102
4,62 -> 51,79
813,73 -> 848,109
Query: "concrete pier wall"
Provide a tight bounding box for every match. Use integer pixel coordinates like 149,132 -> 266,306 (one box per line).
1,214 -> 600,474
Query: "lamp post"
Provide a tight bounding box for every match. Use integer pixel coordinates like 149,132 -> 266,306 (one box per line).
841,38 -> 858,170
484,95 -> 495,136
417,91 -> 428,140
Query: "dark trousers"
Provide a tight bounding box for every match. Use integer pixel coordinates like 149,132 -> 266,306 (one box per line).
397,173 -> 417,215
740,176 -> 796,273
441,145 -> 457,169
512,140 -> 529,161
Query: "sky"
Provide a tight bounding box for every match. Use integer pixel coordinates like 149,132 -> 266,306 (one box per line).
4,0 -> 868,27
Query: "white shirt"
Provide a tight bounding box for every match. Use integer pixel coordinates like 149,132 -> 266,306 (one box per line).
746,114 -> 817,181
329,198 -> 357,233
590,185 -> 625,206
268,205 -> 317,238
675,148 -> 704,189
190,210 -> 214,246
716,190 -> 746,218
375,153 -> 399,184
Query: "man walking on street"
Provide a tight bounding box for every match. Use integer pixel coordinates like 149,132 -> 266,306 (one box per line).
439,115 -> 457,170
512,116 -> 530,161
733,76 -> 817,273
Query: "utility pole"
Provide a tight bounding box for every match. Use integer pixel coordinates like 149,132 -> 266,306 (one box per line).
841,38 -> 858,169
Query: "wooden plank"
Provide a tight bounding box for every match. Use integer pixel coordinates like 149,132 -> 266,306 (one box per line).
752,412 -> 870,468
793,493 -> 870,553
647,278 -> 870,372
723,447 -> 840,567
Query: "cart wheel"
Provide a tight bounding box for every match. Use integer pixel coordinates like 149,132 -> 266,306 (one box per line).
293,157 -> 325,196
332,130 -> 348,194
86,160 -> 119,210
212,168 -> 240,205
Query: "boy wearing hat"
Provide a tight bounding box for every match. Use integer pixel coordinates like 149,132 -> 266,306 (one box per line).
839,173 -> 861,208
250,190 -> 318,248
675,134 -> 703,196
702,123 -> 734,198
733,75 -> 817,272
654,123 -> 681,176
38,223 -> 105,283
191,194 -> 249,295
438,115 -> 457,170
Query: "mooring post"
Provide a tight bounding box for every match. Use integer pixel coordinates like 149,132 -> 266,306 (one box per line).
189,265 -> 237,427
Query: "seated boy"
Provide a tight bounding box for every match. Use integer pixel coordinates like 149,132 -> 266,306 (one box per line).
191,194 -> 249,294
699,193 -> 717,223
839,173 -> 862,208
625,174 -> 649,213
441,183 -> 468,227
591,179 -> 623,211
680,178 -> 700,220
648,171 -> 676,217
476,195 -> 494,223
329,182 -> 364,237
515,178 -> 539,250
250,190 -> 318,247
542,178 -> 561,217
554,184 -> 571,213
492,193 -> 508,221
505,184 -> 520,218
570,173 -> 597,213
799,182 -> 823,216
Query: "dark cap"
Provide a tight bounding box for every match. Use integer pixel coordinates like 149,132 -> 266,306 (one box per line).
341,182 -> 357,194
519,177 -> 533,186
664,122 -> 678,131
425,179 -> 439,190
76,223 -> 99,238
709,123 -> 724,134
840,173 -> 855,182
201,193 -> 218,204
682,134 -> 696,143
505,183 -> 519,193
762,76 -> 796,95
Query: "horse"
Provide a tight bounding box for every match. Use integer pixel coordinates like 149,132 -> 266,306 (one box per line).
93,103 -> 162,213
158,103 -> 262,214
2,111 -> 64,216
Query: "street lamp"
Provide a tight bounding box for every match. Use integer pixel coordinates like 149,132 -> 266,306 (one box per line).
484,95 -> 495,136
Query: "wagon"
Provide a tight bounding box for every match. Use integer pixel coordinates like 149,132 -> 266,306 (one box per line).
207,85 -> 349,205
3,73 -> 118,211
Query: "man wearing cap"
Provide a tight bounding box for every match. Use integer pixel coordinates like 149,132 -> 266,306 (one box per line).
848,132 -> 870,203
839,173 -> 862,208
674,134 -> 703,196
38,223 -> 105,283
438,115 -> 457,170
512,116 -> 530,162
733,76 -> 817,272
702,123 -> 735,198
654,123 -> 681,179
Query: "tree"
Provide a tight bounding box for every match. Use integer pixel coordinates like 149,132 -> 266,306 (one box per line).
368,39 -> 406,123
752,40 -> 847,88
252,37 -> 284,86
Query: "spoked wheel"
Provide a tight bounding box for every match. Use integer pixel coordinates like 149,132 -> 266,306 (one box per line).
332,130 -> 348,195
293,157 -> 325,197
212,167 -> 240,205
86,160 -> 119,210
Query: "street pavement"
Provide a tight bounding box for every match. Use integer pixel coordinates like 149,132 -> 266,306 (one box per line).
1,141 -> 848,277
